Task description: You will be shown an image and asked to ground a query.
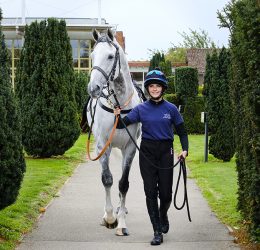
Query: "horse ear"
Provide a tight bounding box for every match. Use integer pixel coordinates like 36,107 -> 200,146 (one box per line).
107,28 -> 114,41
93,29 -> 100,41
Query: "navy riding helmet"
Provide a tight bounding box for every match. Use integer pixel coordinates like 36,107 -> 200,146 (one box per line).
144,69 -> 168,89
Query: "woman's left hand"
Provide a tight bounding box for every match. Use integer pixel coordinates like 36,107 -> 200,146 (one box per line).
178,150 -> 188,161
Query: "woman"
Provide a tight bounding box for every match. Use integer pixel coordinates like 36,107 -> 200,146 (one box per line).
114,69 -> 188,246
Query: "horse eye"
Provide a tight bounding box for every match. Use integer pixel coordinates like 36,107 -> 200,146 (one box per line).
108,54 -> 114,60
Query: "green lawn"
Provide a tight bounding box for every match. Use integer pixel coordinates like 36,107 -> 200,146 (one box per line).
0,134 -> 88,250
174,134 -> 242,227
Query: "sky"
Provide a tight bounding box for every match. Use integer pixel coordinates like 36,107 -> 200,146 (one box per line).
0,0 -> 231,61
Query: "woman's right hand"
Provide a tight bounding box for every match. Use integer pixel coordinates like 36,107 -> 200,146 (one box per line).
114,107 -> 121,116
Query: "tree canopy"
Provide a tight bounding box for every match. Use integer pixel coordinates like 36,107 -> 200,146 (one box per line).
177,28 -> 216,48
166,28 -> 216,63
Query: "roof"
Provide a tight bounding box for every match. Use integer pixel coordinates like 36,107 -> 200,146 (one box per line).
186,48 -> 214,74
128,61 -> 187,68
2,17 -> 111,27
2,17 -> 115,40
128,61 -> 150,68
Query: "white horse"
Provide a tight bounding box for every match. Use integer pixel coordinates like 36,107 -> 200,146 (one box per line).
87,29 -> 141,236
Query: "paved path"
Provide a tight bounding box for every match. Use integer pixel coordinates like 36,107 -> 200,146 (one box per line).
17,148 -> 239,250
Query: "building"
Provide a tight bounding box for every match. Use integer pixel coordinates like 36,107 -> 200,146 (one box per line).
186,48 -> 214,85
2,17 -> 187,90
2,17 -> 116,86
128,61 -> 187,91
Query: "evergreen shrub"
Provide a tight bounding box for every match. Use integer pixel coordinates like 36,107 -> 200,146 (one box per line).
0,9 -> 26,209
15,18 -> 80,157
175,67 -> 198,98
205,48 -> 235,161
219,0 -> 260,239
164,94 -> 205,134
165,75 -> 175,94
183,97 -> 205,134
74,71 -> 89,115
164,93 -> 179,106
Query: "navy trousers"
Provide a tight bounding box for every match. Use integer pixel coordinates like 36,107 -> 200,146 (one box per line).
139,139 -> 174,204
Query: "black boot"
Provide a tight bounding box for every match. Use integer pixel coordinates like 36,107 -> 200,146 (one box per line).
159,201 -> 171,234
151,231 -> 163,245
146,198 -> 163,245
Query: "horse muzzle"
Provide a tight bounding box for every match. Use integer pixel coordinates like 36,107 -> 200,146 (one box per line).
88,83 -> 101,98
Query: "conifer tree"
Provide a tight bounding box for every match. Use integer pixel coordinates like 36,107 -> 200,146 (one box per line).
175,66 -> 198,99
207,48 -> 235,161
149,52 -> 172,76
205,49 -> 219,134
16,18 -> 80,157
74,71 -> 89,115
0,9 -> 26,209
203,53 -> 212,97
218,0 -> 260,239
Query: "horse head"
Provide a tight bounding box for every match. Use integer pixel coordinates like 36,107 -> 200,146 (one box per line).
88,29 -> 124,99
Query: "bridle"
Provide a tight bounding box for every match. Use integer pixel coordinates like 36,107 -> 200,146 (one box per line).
86,34 -> 132,161
91,35 -> 121,106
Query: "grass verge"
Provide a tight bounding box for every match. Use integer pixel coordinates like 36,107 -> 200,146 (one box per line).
0,134 -> 88,250
174,134 -> 260,249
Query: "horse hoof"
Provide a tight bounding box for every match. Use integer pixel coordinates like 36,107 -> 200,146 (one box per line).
101,218 -> 118,229
116,228 -> 129,236
116,207 -> 128,214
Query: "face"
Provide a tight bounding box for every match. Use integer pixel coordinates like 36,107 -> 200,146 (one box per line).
148,84 -> 163,99
88,32 -> 121,98
88,42 -> 116,98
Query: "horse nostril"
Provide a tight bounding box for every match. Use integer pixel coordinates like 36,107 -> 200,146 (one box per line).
94,85 -> 101,95
88,84 -> 101,98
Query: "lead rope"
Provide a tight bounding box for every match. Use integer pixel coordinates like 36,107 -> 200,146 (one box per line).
86,114 -> 119,161
174,160 -> 192,222
86,95 -> 119,161
117,114 -> 192,222
86,91 -> 134,161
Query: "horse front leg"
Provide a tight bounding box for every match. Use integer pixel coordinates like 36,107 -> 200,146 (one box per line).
99,146 -> 118,229
116,143 -> 137,236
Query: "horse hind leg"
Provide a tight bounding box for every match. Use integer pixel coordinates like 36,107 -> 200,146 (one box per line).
116,145 -> 136,236
99,149 -> 118,229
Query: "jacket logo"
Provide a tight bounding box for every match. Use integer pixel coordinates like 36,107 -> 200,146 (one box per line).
163,113 -> 171,119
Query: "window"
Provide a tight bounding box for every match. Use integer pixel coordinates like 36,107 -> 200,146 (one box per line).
6,39 -> 23,87
14,40 -> 22,48
6,40 -> 12,48
70,39 -> 91,73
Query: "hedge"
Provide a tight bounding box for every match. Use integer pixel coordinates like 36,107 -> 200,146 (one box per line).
164,94 -> 205,134
219,0 -> 260,240
175,66 -> 198,98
